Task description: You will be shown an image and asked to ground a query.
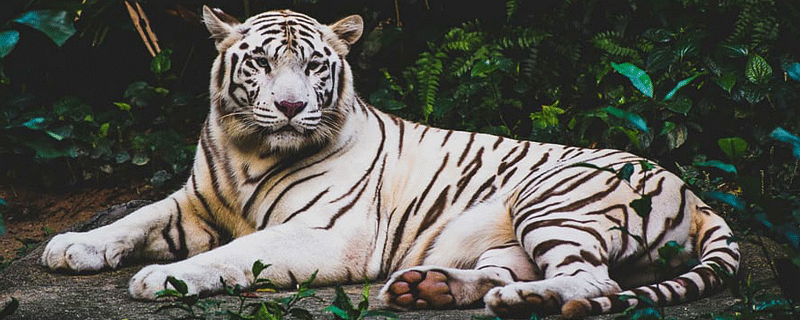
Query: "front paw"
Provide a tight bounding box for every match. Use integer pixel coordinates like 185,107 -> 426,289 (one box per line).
41,231 -> 132,272
129,262 -> 250,300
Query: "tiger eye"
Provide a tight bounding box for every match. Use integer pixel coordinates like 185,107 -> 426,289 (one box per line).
255,57 -> 270,71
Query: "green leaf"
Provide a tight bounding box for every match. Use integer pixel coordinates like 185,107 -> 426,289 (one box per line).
20,117 -> 49,130
786,62 -> 800,83
45,125 -> 73,141
745,54 -> 772,84
605,106 -> 648,133
694,160 -> 737,174
0,30 -> 20,58
657,241 -> 685,261
325,305 -> 350,319
114,102 -> 131,111
530,101 -> 565,129
666,96 -> 692,116
630,195 -> 652,218
717,137 -> 747,162
719,43 -> 749,58
714,72 -> 736,92
166,276 -> 188,295
703,191 -> 746,211
663,75 -> 699,101
252,260 -> 270,279
611,62 -> 653,98
14,10 -> 77,46
151,49 -> 173,76
617,163 -> 634,182
154,289 -> 184,299
646,47 -> 677,72
770,127 -> 800,160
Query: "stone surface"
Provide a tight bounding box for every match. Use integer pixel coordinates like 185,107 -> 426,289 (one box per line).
0,201 -> 782,319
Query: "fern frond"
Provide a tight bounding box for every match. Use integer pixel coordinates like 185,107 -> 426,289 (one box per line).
442,26 -> 485,53
499,27 -> 549,49
506,0 -> 520,22
592,31 -> 639,59
413,51 -> 446,120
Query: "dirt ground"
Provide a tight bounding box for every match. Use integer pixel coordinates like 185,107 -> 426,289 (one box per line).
0,182 -> 166,263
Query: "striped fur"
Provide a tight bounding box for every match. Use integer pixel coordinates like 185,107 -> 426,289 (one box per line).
41,7 -> 739,318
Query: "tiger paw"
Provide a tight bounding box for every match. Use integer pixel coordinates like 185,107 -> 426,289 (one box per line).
129,262 -> 250,300
383,269 -> 455,310
41,231 -> 134,272
484,283 -> 561,318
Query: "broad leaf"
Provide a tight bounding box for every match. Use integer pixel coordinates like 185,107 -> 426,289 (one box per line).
714,72 -> 736,92
605,106 -> 648,133
694,160 -> 737,174
0,30 -> 20,58
745,54 -> 772,84
717,137 -> 747,162
630,195 -> 652,218
703,191 -> 746,211
769,127 -> 800,160
166,276 -> 189,295
666,96 -> 692,115
14,10 -> 76,46
252,260 -> 271,279
20,117 -> 49,130
151,49 -> 172,76
663,75 -> 699,101
612,62 -> 653,98
786,62 -> 800,83
617,163 -> 634,182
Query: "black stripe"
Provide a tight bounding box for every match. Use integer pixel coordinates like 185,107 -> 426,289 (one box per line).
457,132 -> 477,166
385,198 -> 417,272
415,186 -> 450,237
531,239 -> 580,258
258,171 -> 327,229
282,188 -> 330,223
200,126 -> 235,211
414,154 -> 450,214
216,51 -> 226,90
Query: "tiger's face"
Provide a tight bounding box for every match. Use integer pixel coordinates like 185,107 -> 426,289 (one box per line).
203,7 -> 363,153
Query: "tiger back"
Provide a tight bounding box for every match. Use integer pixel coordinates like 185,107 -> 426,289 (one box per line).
41,7 -> 739,319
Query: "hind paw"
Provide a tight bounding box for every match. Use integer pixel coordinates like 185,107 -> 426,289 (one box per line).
484,284 -> 561,318
384,269 -> 455,310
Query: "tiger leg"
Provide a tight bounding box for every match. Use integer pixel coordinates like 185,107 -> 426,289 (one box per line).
381,244 -> 539,310
484,224 -> 621,318
41,188 -> 227,272
129,221 -> 373,299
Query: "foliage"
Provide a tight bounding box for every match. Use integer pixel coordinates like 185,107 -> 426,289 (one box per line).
156,261 -> 322,320
325,283 -> 397,320
155,261 -> 395,320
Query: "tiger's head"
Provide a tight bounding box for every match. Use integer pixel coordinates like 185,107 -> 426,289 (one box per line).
202,6 -> 363,153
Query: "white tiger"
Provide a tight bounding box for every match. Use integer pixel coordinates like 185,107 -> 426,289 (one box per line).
41,6 -> 739,318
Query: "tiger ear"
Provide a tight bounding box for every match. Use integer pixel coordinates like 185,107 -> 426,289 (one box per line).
202,6 -> 240,47
330,15 -> 363,48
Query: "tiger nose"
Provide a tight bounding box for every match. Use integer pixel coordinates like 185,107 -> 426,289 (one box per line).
275,101 -> 306,119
